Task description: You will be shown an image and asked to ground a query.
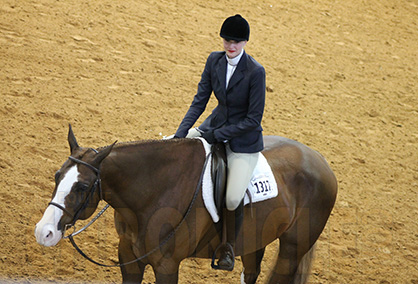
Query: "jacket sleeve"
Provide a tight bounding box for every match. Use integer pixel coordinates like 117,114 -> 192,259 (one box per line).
175,54 -> 214,138
214,66 -> 266,141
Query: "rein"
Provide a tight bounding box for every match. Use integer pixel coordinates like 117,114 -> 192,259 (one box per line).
57,149 -> 211,268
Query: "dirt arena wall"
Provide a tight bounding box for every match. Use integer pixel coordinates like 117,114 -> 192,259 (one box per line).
0,0 -> 417,283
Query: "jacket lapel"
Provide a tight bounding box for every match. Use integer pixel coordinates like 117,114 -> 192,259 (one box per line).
216,55 -> 227,93
226,51 -> 247,92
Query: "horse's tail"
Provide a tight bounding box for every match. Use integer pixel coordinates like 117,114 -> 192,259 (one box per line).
293,243 -> 316,284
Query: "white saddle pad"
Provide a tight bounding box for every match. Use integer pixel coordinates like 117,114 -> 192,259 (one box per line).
198,138 -> 278,223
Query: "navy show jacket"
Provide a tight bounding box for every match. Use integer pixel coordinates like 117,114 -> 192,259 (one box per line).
175,51 -> 266,153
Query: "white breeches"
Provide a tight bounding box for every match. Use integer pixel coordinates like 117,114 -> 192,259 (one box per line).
186,128 -> 259,211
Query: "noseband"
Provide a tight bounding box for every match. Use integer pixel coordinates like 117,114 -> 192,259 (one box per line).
48,153 -> 103,233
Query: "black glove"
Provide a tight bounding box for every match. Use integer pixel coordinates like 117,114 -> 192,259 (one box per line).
201,130 -> 217,144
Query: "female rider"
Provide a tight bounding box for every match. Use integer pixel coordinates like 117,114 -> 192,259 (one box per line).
174,14 -> 266,271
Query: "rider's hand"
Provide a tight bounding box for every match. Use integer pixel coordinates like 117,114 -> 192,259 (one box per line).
201,130 -> 217,144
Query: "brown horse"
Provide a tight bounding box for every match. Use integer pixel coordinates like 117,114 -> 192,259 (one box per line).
35,126 -> 337,284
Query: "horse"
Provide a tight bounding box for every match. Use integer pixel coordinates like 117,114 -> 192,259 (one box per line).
35,125 -> 337,284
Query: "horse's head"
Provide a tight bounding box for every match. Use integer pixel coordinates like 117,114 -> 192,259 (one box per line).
35,125 -> 115,247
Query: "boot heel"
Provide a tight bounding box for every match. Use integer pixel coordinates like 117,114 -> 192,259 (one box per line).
211,243 -> 235,271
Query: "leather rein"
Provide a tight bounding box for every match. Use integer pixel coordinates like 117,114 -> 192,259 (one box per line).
49,150 -> 211,268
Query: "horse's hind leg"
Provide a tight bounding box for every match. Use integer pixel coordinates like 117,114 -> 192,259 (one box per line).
267,230 -> 315,284
267,239 -> 302,284
268,200 -> 330,284
241,248 -> 265,284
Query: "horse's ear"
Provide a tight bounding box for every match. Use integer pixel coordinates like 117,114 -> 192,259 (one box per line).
94,141 -> 117,165
68,124 -> 79,153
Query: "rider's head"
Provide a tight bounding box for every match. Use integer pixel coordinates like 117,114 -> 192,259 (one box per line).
220,14 -> 250,42
220,15 -> 249,59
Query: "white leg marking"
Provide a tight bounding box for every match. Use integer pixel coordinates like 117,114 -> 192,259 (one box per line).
35,166 -> 79,246
241,267 -> 246,284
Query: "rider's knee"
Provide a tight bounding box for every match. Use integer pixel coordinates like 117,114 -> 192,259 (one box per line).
226,197 -> 241,211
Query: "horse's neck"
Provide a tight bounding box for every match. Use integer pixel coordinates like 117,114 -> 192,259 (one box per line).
101,139 -> 205,211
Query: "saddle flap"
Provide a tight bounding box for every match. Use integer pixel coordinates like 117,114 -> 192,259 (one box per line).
211,143 -> 227,214
199,138 -> 278,223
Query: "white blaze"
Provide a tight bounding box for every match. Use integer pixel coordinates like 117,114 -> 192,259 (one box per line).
35,166 -> 79,247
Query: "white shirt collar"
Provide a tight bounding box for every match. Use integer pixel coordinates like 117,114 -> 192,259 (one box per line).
226,49 -> 244,66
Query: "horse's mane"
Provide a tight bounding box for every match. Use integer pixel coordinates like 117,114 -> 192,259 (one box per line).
96,138 -> 193,152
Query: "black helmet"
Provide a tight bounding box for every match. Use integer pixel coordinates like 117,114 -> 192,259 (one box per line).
220,14 -> 250,42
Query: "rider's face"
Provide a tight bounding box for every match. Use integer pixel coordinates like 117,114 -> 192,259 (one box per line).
223,39 -> 247,59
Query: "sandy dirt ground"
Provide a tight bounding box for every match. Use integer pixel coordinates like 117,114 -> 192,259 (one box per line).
0,0 -> 417,283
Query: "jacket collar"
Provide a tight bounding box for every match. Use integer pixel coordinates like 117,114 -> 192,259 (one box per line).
216,51 -> 248,92
227,51 -> 247,91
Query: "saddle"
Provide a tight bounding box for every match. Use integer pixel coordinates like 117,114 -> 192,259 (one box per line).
210,143 -> 227,215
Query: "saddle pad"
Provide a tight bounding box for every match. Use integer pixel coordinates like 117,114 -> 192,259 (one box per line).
198,138 -> 278,223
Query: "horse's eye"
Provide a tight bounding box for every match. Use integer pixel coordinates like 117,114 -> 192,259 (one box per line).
77,183 -> 89,192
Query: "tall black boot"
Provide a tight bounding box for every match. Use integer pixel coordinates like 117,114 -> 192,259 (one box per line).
217,202 -> 244,271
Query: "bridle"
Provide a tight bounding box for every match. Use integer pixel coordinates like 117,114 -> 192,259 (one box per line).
48,154 -> 104,233
48,149 -> 211,268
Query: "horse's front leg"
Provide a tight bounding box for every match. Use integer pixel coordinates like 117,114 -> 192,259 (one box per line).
118,235 -> 145,283
241,248 -> 266,284
114,211 -> 145,283
152,262 -> 180,284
